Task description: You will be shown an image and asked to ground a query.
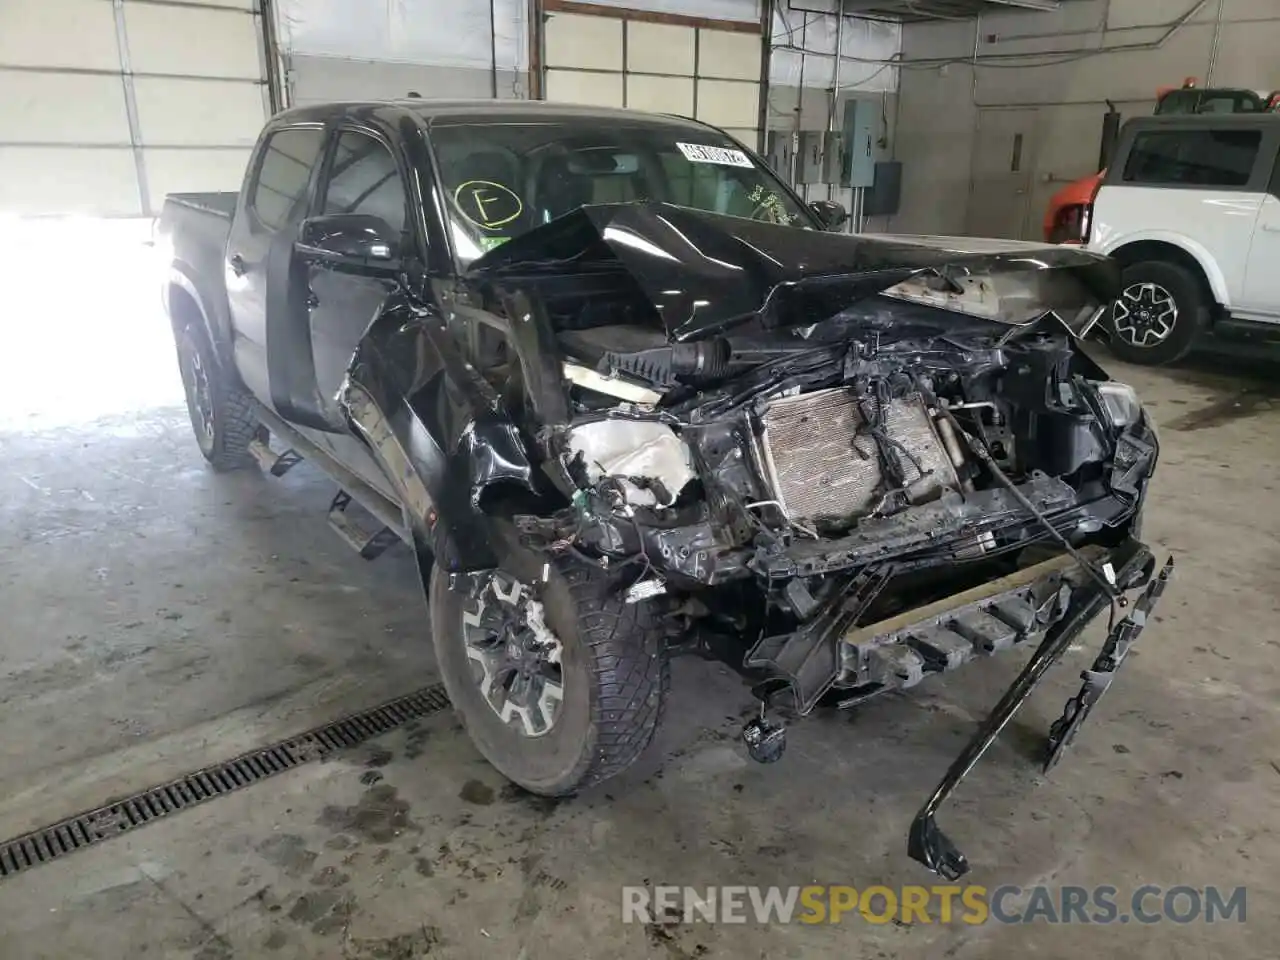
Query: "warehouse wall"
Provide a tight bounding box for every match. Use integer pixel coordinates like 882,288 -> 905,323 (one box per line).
538,4 -> 763,141
767,3 -> 902,230
286,59 -> 524,106
277,0 -> 759,107
769,4 -> 900,130
890,0 -> 1280,238
272,0 -> 902,228
276,0 -> 528,105
574,0 -> 761,17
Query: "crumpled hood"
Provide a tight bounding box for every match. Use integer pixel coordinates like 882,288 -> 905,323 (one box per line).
466,202 -> 1120,342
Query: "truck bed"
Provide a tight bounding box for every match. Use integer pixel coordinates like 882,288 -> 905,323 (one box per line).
157,192 -> 237,340
159,192 -> 237,278
157,189 -> 240,389
164,191 -> 237,220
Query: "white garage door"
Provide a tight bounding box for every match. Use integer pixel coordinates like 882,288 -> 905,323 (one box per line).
1,0 -> 270,217
541,3 -> 762,149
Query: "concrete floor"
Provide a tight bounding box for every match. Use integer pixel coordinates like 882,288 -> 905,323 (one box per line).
2,240 -> 1279,957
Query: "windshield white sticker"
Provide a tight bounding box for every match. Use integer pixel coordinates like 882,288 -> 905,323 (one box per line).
676,142 -> 753,168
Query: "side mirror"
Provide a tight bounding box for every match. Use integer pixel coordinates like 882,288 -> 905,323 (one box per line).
296,214 -> 401,272
808,199 -> 849,232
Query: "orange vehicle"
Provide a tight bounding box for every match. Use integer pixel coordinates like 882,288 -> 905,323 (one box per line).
1044,80 -> 1280,243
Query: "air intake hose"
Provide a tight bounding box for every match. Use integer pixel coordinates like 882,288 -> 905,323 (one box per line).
670,338 -> 730,380
602,337 -> 732,386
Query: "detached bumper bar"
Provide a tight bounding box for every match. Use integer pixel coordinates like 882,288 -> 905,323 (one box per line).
908,538 -> 1172,879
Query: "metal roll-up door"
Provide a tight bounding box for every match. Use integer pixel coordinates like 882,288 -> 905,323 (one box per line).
1,0 -> 271,217
540,2 -> 763,148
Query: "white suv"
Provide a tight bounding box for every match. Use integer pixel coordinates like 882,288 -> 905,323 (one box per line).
1087,114 -> 1280,364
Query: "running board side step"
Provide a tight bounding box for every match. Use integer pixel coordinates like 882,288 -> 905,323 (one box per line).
250,402 -> 411,555
328,490 -> 400,560
248,436 -> 303,477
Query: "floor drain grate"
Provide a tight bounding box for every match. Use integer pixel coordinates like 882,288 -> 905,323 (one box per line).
0,683 -> 451,881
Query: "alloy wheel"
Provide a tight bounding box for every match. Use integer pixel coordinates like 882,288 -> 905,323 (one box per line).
1113,282 -> 1178,348
461,571 -> 564,738
179,333 -> 216,445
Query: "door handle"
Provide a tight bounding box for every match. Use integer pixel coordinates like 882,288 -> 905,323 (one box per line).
1263,223 -> 1280,234
306,290 -> 319,309
229,253 -> 247,276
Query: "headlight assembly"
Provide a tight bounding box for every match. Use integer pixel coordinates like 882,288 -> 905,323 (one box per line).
1094,380 -> 1143,430
564,419 -> 694,509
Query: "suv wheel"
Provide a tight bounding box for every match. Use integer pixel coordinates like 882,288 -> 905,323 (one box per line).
175,323 -> 259,470
429,528 -> 668,796
1107,260 -> 1207,365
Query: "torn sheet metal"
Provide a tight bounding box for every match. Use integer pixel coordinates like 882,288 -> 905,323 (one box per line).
343,304 -> 540,570
907,539 -> 1161,880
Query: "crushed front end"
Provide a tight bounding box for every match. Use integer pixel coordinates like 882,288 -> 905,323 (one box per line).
465,204 -> 1170,876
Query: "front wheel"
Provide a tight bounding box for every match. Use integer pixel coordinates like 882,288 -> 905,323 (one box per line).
174,323 -> 259,471
429,532 -> 668,796
1106,260 -> 1207,366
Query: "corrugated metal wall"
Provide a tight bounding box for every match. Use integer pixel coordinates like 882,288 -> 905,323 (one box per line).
891,0 -> 1280,238
276,0 -> 529,104
540,4 -> 763,147
767,2 -> 902,228
1,0 -> 269,217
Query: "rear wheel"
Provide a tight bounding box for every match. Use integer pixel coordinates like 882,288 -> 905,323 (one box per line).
429,529 -> 668,796
1106,260 -> 1207,366
175,323 -> 259,471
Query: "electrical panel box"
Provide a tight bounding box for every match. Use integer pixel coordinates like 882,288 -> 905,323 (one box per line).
841,98 -> 878,189
863,161 -> 903,218
798,131 -> 825,184
765,130 -> 793,181
821,131 -> 844,184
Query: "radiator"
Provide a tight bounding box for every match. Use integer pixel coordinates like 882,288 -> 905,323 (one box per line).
759,387 -> 960,526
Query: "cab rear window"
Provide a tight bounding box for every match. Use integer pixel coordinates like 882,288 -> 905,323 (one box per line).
1122,128 -> 1261,187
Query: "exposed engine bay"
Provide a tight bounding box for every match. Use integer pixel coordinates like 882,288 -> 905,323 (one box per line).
516,308 -> 1153,699
453,204 -> 1160,711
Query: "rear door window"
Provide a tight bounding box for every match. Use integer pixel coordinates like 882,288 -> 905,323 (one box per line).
251,127 -> 325,230
1122,128 -> 1261,187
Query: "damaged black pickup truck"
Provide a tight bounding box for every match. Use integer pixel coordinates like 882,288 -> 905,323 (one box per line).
158,100 -> 1171,878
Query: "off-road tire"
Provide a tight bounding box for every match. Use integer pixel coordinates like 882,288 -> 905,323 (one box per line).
1105,260 -> 1207,366
175,322 -> 259,471
429,528 -> 669,796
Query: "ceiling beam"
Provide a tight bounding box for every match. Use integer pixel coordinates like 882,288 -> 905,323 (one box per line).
838,0 -> 1061,17
981,0 -> 1060,10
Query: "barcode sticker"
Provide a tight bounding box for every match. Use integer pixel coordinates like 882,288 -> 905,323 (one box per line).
676,142 -> 754,168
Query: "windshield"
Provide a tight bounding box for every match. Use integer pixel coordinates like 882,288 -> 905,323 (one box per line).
428,119 -> 812,266
1155,89 -> 1267,115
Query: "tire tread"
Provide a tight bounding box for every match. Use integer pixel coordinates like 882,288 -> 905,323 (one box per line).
177,324 -> 259,472
551,560 -> 669,792
208,380 -> 259,471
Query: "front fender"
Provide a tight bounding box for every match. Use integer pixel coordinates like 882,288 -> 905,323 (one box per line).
341,303 -> 538,572
1094,229 -> 1229,307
